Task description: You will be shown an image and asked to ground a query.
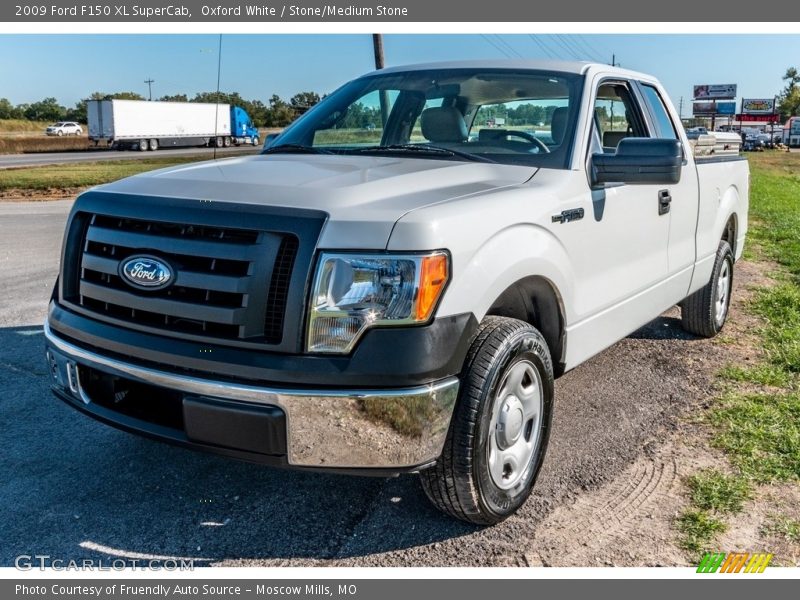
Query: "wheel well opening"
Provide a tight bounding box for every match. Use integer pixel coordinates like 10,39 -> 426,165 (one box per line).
722,214 -> 737,256
486,276 -> 565,376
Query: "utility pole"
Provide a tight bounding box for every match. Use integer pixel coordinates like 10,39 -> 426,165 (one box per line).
372,34 -> 389,127
372,34 -> 385,70
144,78 -> 155,101
678,96 -> 684,120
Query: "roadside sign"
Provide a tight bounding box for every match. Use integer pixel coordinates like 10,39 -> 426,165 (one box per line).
693,101 -> 736,116
693,84 -> 737,100
735,114 -> 780,123
741,98 -> 775,114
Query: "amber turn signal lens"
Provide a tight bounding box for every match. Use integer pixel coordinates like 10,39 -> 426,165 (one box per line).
416,254 -> 449,321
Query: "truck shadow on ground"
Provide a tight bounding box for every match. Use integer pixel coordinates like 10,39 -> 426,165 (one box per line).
1,311 -> 700,565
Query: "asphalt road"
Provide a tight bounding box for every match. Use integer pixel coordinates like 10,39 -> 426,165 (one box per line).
0,145 -> 257,169
1,200 -> 711,567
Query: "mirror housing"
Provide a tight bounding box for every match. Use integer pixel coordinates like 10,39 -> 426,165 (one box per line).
591,138 -> 682,186
264,132 -> 280,148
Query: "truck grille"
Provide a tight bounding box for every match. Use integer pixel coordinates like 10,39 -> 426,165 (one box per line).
69,213 -> 297,344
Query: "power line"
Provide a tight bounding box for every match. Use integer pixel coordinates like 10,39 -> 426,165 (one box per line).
493,35 -> 525,59
571,36 -> 604,62
575,35 -> 607,62
552,35 -> 582,60
528,34 -> 558,59
480,34 -> 514,58
558,35 -> 586,59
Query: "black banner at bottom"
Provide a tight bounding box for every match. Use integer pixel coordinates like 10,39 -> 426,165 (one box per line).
4,579 -> 797,600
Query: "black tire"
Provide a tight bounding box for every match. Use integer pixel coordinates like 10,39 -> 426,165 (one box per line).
420,316 -> 554,525
57,130 -> 63,136
680,240 -> 734,337
252,136 -> 260,146
215,136 -> 224,148
148,138 -> 158,151
138,139 -> 148,152
223,136 -> 232,148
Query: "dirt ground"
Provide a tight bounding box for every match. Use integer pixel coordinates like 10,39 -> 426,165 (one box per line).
520,258 -> 800,567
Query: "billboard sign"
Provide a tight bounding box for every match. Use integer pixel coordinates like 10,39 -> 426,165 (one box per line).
693,84 -> 737,100
741,98 -> 775,114
735,114 -> 780,123
693,101 -> 736,116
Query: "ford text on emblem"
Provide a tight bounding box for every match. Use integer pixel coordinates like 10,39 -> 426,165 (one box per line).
120,256 -> 173,290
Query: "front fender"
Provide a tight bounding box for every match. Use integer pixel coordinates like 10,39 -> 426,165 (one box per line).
434,223 -> 574,325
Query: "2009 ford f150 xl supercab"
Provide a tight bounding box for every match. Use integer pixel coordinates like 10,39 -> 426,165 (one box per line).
45,61 -> 749,524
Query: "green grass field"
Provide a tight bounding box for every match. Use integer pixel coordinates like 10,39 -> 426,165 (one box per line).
0,156 -> 207,193
677,151 -> 800,556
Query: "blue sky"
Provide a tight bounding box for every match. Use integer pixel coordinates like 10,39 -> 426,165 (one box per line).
1,34 -> 797,115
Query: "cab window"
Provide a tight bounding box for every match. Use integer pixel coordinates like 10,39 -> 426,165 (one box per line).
593,82 -> 648,151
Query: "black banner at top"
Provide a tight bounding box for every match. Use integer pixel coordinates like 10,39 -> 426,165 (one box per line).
3,0 -> 800,22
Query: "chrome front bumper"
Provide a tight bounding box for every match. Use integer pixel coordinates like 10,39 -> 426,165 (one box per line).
44,323 -> 459,471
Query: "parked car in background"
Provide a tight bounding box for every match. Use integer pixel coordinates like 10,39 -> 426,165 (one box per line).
685,126 -> 708,140
45,121 -> 83,136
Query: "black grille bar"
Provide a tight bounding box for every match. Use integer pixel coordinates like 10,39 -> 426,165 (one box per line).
58,192 -> 327,353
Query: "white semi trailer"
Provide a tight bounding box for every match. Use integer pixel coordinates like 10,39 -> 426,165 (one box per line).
87,99 -> 259,151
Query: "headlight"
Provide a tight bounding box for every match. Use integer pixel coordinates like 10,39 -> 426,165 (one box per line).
306,251 -> 449,354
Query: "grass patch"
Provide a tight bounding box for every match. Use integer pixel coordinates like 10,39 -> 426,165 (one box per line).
750,284 -> 800,376
718,364 -> 791,388
0,119 -> 55,134
709,391 -> 800,483
746,153 -> 800,281
0,136 -> 90,154
763,515 -> 800,542
0,157 -> 209,192
687,469 -> 753,513
676,509 -> 728,553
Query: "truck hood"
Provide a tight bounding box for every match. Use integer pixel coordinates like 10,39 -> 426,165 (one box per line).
95,154 -> 535,248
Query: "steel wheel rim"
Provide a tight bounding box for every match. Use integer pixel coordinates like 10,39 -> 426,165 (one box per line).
715,259 -> 731,325
487,359 -> 544,491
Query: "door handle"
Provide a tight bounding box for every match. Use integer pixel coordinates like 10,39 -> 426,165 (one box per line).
658,189 -> 672,216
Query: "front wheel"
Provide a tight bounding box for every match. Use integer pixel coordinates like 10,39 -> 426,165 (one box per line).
420,316 -> 554,525
680,240 -> 734,337
252,136 -> 260,146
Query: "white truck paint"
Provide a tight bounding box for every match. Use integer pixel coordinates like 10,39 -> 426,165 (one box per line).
47,61 -> 749,524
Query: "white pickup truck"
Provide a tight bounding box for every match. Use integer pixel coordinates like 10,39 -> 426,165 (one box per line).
45,61 -> 748,524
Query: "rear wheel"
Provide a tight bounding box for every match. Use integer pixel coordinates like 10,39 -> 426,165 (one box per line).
148,138 -> 159,151
420,316 -> 554,525
215,136 -> 224,148
223,136 -> 232,147
680,240 -> 734,337
137,139 -> 148,152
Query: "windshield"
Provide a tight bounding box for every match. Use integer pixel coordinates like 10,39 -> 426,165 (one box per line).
267,68 -> 583,169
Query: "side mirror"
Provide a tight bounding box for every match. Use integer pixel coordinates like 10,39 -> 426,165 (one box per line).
264,132 -> 280,148
591,138 -> 682,186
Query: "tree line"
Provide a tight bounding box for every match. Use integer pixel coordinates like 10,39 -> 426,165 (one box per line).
0,90 -> 322,127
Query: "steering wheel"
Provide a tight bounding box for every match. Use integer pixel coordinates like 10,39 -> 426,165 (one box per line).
503,130 -> 550,153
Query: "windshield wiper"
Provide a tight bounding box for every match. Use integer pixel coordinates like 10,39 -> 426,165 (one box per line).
348,144 -> 495,163
261,144 -> 334,155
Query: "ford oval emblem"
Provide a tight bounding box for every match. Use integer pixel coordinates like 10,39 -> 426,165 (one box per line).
120,256 -> 173,290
